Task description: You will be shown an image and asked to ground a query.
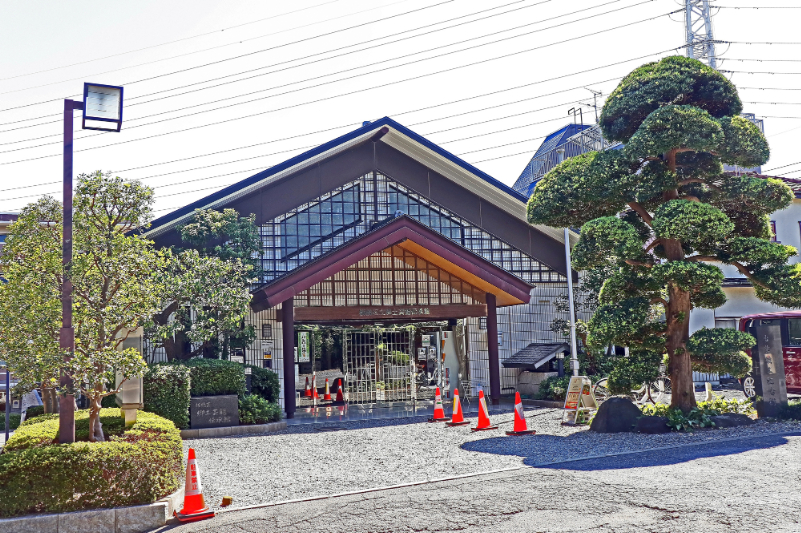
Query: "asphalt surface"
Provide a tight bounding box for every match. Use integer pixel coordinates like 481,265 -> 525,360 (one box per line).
162,432 -> 801,533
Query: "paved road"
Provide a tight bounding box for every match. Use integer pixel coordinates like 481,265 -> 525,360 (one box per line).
162,432 -> 801,533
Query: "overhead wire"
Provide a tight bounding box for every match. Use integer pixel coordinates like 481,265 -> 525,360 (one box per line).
0,39 -> 681,168
0,0 -> 653,144
0,6 -> 681,158
0,0 -> 349,81
0,0 -> 444,96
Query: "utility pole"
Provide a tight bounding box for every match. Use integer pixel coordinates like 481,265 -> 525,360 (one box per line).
685,0 -> 717,69
583,88 -> 603,124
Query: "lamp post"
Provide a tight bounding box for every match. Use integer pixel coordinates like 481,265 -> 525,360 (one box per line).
564,228 -> 579,377
59,83 -> 124,444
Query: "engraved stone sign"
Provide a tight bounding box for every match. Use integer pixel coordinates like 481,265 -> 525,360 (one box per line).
190,395 -> 239,429
754,324 -> 788,418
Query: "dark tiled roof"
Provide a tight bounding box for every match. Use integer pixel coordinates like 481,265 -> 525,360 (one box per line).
502,342 -> 569,370
722,277 -> 752,288
148,117 -> 528,234
512,124 -> 591,196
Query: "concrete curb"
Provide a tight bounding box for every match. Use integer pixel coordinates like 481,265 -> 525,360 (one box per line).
522,399 -> 563,408
180,421 -> 286,439
0,487 -> 184,533
213,429 -> 801,516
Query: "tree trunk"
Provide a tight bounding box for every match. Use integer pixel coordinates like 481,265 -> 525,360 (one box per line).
88,389 -> 105,442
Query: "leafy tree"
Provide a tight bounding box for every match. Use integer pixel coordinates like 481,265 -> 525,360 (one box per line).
147,209 -> 258,361
0,172 -> 163,440
528,56 -> 801,411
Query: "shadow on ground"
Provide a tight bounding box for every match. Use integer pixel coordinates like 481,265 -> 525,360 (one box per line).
461,431 -> 801,470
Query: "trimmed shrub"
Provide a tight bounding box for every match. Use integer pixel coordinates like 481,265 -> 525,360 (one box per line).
180,358 -> 246,397
0,413 -> 21,431
535,376 -> 571,401
247,365 -> 280,403
100,393 -> 118,408
144,364 -> 192,429
23,405 -> 44,420
0,408 -> 182,517
239,394 -> 281,425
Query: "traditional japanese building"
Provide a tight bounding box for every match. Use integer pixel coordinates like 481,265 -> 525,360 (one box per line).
146,118 -> 579,418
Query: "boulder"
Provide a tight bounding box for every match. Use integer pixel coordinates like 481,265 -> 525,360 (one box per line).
635,415 -> 671,434
711,413 -> 755,428
589,397 -> 641,433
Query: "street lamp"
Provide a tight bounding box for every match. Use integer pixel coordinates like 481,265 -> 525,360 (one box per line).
59,82 -> 124,444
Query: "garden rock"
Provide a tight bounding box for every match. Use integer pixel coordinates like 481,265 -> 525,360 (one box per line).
711,413 -> 755,428
635,415 -> 670,434
589,397 -> 641,433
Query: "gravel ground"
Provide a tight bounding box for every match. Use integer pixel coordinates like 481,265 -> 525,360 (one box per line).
183,405 -> 801,511
167,433 -> 801,533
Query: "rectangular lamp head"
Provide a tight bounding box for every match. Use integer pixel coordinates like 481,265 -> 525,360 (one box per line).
82,83 -> 123,132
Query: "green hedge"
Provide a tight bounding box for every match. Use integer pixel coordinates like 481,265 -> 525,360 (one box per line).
0,408 -> 182,517
23,405 -> 44,420
179,359 -> 246,397
535,376 -> 571,401
246,365 -> 280,403
144,364 -> 192,429
0,413 -> 21,431
239,394 -> 281,425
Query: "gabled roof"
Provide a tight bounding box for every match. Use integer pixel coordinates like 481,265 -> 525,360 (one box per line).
502,342 -> 568,370
147,117 -> 528,238
251,214 -> 534,311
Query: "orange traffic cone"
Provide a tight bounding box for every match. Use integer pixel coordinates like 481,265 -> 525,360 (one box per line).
428,386 -> 448,422
312,373 -> 319,400
174,448 -> 215,523
324,378 -> 332,400
445,388 -> 469,426
304,377 -> 312,397
471,389 -> 498,431
334,379 -> 345,403
506,392 -> 536,436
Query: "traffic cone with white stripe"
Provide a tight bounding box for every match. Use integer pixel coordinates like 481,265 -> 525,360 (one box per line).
174,448 -> 215,523
312,373 -> 319,400
506,392 -> 536,436
324,378 -> 332,400
471,389 -> 498,431
334,379 -> 345,404
428,387 -> 448,422
445,388 -> 469,426
304,377 -> 312,397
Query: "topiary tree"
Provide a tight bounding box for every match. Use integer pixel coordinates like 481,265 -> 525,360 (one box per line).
528,56 -> 801,412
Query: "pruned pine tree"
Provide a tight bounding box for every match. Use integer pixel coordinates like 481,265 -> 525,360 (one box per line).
528,56 -> 801,411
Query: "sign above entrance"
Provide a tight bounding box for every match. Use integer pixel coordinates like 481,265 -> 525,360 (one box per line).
281,304 -> 487,324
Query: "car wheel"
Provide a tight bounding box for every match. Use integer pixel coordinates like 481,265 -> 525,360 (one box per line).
741,375 -> 756,398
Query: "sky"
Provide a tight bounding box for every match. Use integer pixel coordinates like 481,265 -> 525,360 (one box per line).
1,0 -> 800,217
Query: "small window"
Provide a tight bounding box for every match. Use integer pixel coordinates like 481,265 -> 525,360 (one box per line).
715,318 -> 737,330
789,319 -> 801,346
770,221 -> 779,242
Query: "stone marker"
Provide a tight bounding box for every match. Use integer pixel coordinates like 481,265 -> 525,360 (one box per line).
635,415 -> 671,434
711,413 -> 755,428
589,397 -> 641,433
190,395 -> 239,429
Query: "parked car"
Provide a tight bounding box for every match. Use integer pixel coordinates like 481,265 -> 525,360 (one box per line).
739,311 -> 801,397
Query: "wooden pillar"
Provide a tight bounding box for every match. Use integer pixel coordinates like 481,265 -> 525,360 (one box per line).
282,297 -> 296,419
486,293 -> 501,406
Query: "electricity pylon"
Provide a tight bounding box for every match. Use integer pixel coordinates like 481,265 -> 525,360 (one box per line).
685,0 -> 717,69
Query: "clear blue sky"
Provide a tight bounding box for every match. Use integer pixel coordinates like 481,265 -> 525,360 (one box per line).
1,0 -> 799,215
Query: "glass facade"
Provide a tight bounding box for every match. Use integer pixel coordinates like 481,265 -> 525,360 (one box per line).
260,172 -> 564,285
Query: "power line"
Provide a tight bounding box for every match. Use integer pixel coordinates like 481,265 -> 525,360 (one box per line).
0,41 -> 676,168
0,0 -> 443,96
764,161 -> 801,173
0,7 -> 679,157
0,0 -> 648,143
0,0 -> 348,81
721,71 -> 801,75
0,0 -> 533,128
0,0 -> 572,133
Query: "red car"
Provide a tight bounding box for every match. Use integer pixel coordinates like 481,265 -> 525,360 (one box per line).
739,310 -> 801,396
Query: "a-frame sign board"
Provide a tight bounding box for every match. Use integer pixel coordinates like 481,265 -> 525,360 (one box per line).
561,376 -> 597,426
